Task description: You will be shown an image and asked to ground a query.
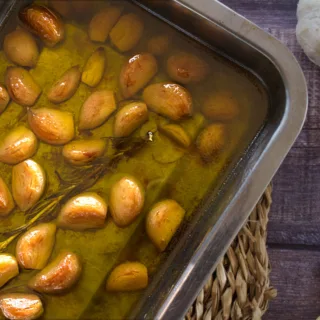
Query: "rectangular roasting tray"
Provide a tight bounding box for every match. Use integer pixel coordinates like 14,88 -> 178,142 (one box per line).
0,0 -> 308,319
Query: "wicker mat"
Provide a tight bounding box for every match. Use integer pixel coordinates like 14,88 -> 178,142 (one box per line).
185,184 -> 277,320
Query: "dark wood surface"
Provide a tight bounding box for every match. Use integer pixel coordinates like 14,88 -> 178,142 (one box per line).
220,0 -> 320,319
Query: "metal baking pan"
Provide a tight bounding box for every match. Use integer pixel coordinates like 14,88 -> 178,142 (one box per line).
0,0 -> 307,319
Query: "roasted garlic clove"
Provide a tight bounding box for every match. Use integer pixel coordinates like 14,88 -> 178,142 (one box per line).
0,254 -> 19,288
57,192 -> 107,230
5,67 -> 41,107
79,90 -> 116,130
202,91 -> 240,121
143,83 -> 193,120
109,175 -> 145,227
62,139 -> 106,166
0,293 -> 43,320
110,13 -> 144,52
28,107 -> 75,145
16,223 -> 56,270
196,123 -> 227,161
106,262 -> 148,292
159,124 -> 191,148
88,6 -> 123,42
28,251 -> 82,294
47,66 -> 81,104
114,102 -> 148,137
0,85 -> 10,114
147,34 -> 170,56
120,53 -> 158,98
12,159 -> 46,211
19,4 -> 65,47
81,47 -> 106,87
146,199 -> 185,252
0,177 -> 15,217
166,52 -> 209,84
4,29 -> 39,68
0,126 -> 38,165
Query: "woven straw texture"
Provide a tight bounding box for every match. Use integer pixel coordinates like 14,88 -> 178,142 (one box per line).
185,184 -> 277,320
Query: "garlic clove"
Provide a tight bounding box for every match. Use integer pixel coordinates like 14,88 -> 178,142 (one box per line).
0,85 -> 10,114
159,123 -> 191,148
0,254 -> 19,288
0,177 -> 15,217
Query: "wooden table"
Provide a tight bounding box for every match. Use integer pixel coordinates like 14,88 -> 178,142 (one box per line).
220,0 -> 320,319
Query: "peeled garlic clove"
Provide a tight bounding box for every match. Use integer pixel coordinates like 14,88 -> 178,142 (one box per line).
202,91 -> 239,121
110,175 -> 145,227
89,6 -> 123,42
16,223 -> 56,270
4,29 -> 39,68
5,67 -> 41,107
28,107 -> 75,145
196,123 -> 227,161
146,199 -> 185,252
57,192 -> 107,230
159,123 -> 191,148
28,251 -> 82,294
47,66 -> 81,104
0,178 -> 15,217
106,262 -> 148,292
62,139 -> 106,166
0,126 -> 38,165
12,159 -> 46,211
0,293 -> 43,320
0,254 -> 19,288
147,34 -> 170,56
110,13 -> 144,52
79,90 -> 116,130
0,85 -> 10,114
19,4 -> 65,47
120,53 -> 158,98
143,83 -> 193,120
114,102 -> 148,137
81,47 -> 106,87
166,52 -> 209,84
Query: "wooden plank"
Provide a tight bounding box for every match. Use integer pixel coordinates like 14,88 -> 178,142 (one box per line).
264,248 -> 320,320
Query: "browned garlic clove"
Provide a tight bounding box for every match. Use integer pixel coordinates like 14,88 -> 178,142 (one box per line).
0,254 -> 19,288
0,178 -> 15,217
0,85 -> 10,114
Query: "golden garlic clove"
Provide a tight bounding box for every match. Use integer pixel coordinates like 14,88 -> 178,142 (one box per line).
81,47 -> 106,87
4,29 -> 39,68
0,254 -> 19,288
120,53 -> 158,98
28,107 -> 75,145
47,66 -> 81,104
0,177 -> 15,217
5,67 -> 41,107
110,13 -> 144,52
12,159 -> 46,211
28,251 -> 82,294
159,124 -> 191,148
88,6 -> 123,42
79,90 -> 116,130
0,85 -> 10,114
114,102 -> 148,138
146,199 -> 185,252
166,52 -> 209,84
62,139 -> 106,166
109,175 -> 145,227
196,123 -> 227,161
143,83 -> 193,120
147,34 -> 170,56
0,126 -> 38,165
0,293 -> 43,320
19,4 -> 65,47
202,91 -> 240,121
16,223 -> 56,270
57,192 -> 107,230
106,262 -> 148,292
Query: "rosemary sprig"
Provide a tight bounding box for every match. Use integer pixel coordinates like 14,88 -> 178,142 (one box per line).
0,136 -> 150,252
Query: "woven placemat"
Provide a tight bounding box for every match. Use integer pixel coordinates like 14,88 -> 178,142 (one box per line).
185,184 -> 277,320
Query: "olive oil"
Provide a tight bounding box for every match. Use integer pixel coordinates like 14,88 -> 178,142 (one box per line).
0,1 -> 268,319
